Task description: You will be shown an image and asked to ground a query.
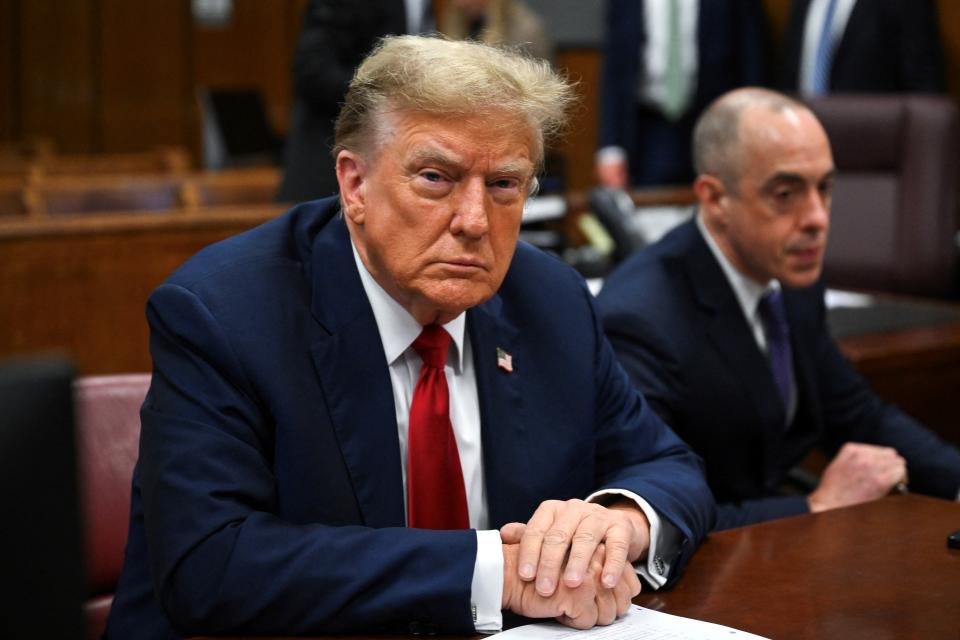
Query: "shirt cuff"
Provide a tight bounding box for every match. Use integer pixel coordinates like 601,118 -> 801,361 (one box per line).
472,529 -> 504,632
596,145 -> 627,165
586,488 -> 668,589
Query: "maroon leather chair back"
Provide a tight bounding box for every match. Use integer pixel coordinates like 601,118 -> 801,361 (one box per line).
807,95 -> 960,298
74,374 -> 150,640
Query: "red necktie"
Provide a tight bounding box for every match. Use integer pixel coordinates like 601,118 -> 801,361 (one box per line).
407,325 -> 470,529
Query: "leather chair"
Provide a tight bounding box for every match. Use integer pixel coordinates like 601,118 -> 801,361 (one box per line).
74,374 -> 150,640
806,94 -> 960,298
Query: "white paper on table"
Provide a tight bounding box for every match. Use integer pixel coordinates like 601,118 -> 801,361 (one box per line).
496,605 -> 769,640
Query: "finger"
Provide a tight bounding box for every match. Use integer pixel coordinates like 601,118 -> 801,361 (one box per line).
535,500 -> 592,596
595,584 -> 618,626
598,513 -> 633,589
517,501 -> 558,583
613,565 -> 641,617
562,506 -> 610,588
499,522 -> 526,545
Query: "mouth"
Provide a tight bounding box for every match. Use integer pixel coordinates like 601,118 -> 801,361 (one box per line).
438,257 -> 489,272
789,245 -> 823,264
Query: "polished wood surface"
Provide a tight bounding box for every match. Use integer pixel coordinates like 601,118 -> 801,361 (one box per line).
636,494 -> 960,639
192,495 -> 959,640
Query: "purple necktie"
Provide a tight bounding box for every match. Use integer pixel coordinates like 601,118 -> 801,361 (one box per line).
757,290 -> 794,410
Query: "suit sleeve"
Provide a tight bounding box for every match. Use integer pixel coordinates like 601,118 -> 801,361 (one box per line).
598,0 -> 636,151
139,283 -> 477,636
585,287 -> 716,583
810,303 -> 960,500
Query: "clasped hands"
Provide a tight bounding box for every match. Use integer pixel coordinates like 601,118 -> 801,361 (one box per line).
500,498 -> 650,629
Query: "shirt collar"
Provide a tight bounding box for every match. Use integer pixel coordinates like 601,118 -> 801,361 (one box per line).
695,213 -> 779,321
351,239 -> 466,372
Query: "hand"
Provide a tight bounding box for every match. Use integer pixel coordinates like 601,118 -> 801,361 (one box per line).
807,442 -> 908,513
499,498 -> 649,597
502,542 -> 640,629
595,157 -> 629,189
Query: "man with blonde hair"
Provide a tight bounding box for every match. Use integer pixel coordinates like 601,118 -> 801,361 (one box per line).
106,36 -> 713,639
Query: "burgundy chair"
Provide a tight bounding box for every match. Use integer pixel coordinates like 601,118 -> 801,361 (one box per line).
806,94 -> 960,298
74,374 -> 150,640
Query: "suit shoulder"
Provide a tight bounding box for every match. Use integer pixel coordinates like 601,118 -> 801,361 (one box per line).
164,198 -> 338,291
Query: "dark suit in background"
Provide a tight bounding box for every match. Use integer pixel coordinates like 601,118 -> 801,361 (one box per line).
278,0 -> 408,202
597,219 -> 960,531
598,0 -> 767,186
778,0 -> 946,93
105,199 -> 715,639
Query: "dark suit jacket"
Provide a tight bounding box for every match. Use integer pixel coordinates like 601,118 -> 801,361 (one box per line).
278,0 -> 408,202
597,219 -> 960,531
778,0 -> 946,93
105,198 -> 715,639
599,0 -> 767,185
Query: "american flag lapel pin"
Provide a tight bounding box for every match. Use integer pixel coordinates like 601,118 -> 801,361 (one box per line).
496,347 -> 514,372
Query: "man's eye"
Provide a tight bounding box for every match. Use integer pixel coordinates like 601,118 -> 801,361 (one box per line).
491,178 -> 519,190
421,171 -> 444,183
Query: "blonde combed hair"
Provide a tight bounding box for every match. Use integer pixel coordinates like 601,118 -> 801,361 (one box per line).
333,35 -> 575,168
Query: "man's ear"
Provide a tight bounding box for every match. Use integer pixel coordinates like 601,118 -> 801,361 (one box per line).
693,174 -> 729,228
336,150 -> 367,225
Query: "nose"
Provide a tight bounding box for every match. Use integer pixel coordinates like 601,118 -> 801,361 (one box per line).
450,178 -> 489,239
800,188 -> 830,233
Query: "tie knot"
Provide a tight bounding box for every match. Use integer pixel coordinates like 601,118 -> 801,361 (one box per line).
758,290 -> 789,338
413,325 -> 451,369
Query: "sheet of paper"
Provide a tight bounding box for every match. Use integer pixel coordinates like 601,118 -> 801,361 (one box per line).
496,605 -> 769,640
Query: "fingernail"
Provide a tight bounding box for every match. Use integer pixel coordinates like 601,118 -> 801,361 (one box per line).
519,563 -> 535,579
603,573 -> 618,588
564,570 -> 582,585
537,576 -> 554,594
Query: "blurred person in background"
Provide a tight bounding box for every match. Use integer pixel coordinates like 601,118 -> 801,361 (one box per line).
279,0 -> 435,203
596,0 -> 768,189
439,0 -> 553,61
778,0 -> 946,96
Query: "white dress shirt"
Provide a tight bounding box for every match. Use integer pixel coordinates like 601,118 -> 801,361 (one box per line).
351,239 -> 668,631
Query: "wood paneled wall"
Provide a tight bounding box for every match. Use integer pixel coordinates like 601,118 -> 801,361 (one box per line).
2,0 -> 960,189
4,0 -> 304,157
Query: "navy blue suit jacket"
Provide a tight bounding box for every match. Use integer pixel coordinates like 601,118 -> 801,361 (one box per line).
599,0 -> 767,185
105,198 -> 715,639
777,0 -> 945,93
597,219 -> 960,531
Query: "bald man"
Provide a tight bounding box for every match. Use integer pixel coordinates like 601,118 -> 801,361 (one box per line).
597,87 -> 960,530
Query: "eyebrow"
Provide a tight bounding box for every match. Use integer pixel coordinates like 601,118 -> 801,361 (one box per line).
761,168 -> 836,191
406,147 -> 534,178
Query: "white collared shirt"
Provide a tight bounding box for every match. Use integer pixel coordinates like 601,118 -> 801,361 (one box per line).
638,0 -> 700,112
696,215 -> 798,423
351,238 -> 668,630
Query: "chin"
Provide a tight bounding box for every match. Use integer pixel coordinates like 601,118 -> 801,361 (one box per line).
781,269 -> 822,289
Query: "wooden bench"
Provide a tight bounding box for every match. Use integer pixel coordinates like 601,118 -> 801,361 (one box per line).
0,203 -> 288,374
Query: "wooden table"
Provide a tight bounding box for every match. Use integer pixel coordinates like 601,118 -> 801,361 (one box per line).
198,495 -> 959,640
635,494 -> 960,639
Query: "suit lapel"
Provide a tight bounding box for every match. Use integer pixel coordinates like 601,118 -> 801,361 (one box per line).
679,222 -> 786,434
306,216 -> 406,528
467,295 -> 528,527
